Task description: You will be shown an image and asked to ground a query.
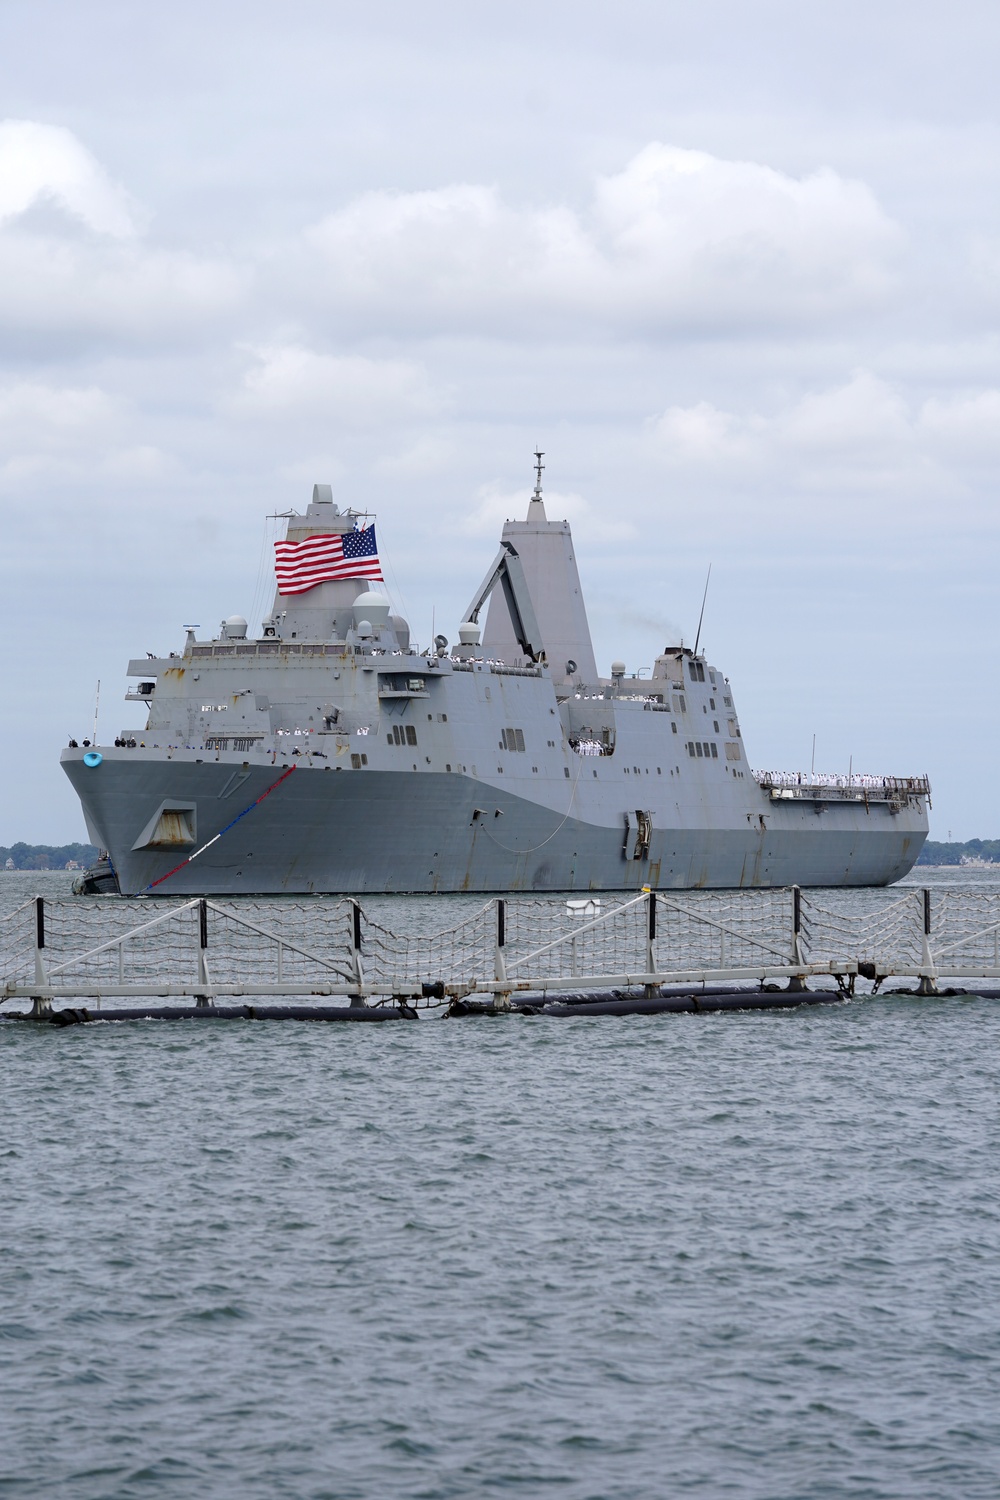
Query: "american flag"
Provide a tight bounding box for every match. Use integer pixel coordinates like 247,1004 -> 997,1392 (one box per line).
274,525 -> 383,595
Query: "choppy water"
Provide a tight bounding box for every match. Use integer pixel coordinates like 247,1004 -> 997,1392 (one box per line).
4,871 -> 1000,1498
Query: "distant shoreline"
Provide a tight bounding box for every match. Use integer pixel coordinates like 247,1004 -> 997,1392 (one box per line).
1,843 -> 99,872
916,840 -> 1000,867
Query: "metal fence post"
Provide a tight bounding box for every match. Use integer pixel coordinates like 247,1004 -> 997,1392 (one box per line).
30,896 -> 50,1017
494,897 -> 511,1010
785,885 -> 808,992
195,897 -> 214,1007
645,890 -> 658,996
349,899 -> 366,1001
917,887 -> 938,995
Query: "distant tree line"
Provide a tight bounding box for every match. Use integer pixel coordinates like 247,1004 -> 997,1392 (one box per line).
917,838 -> 1000,866
0,843 -> 99,871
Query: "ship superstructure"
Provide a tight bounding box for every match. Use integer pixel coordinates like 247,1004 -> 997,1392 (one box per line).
62,468 -> 929,895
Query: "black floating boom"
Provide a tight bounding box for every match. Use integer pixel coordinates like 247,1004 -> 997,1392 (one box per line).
37,1004 -> 414,1026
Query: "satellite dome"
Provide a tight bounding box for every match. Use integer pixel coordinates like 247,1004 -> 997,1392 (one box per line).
458,621 -> 481,646
611,660 -> 626,677
224,615 -> 248,639
352,591 -> 390,627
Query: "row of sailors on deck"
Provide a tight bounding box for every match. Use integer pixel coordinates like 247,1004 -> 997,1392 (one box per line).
762,771 -> 901,788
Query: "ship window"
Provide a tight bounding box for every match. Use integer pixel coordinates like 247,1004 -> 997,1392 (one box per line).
351,753 -> 362,769
695,742 -> 703,757
671,722 -> 677,733
703,743 -> 711,756
446,763 -> 452,772
438,713 -> 448,722
687,742 -> 696,757
709,698 -> 715,709
724,696 -> 732,707
405,725 -> 417,746
714,721 -> 720,732
688,661 -> 705,682
710,743 -> 718,758
564,767 -> 570,778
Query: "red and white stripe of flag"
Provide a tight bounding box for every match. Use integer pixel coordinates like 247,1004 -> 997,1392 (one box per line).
274,531 -> 382,595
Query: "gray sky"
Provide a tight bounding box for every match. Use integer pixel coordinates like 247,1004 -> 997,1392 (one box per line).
1,0 -> 997,844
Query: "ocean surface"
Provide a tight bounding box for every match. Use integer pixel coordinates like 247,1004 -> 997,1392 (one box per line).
3,869 -> 1000,1499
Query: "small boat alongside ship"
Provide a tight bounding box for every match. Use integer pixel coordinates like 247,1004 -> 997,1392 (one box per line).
63,460 -> 930,895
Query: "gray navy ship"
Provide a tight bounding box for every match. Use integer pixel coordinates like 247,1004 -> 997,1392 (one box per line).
63,460 -> 930,895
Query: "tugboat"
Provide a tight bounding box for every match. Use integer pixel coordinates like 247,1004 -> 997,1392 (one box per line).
72,851 -> 119,895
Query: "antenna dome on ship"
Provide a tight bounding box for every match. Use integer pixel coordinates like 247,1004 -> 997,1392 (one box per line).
458,621 -> 481,646
224,615 -> 248,639
352,590 -> 390,628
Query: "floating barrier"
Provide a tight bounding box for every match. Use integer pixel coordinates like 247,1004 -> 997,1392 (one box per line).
3,886 -> 1000,1022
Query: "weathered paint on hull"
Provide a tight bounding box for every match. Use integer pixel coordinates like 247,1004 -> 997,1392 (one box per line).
63,752 -> 927,896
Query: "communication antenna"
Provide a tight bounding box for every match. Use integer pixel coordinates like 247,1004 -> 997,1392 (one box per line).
92,679 -> 101,745
811,733 -> 816,776
693,564 -> 712,658
533,449 -> 545,499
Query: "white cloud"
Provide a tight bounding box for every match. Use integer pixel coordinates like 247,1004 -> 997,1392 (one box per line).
0,378 -> 118,439
648,370 -> 1000,511
919,388 -> 1000,458
0,127 -> 904,354
0,118 -> 139,237
458,481 -> 600,538
229,344 -> 442,424
0,378 -> 176,490
0,120 -> 247,348
300,143 -> 901,336
0,233 -> 247,344
373,435 -> 457,477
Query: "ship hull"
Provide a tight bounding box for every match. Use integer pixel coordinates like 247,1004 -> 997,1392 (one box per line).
63,751 -> 927,896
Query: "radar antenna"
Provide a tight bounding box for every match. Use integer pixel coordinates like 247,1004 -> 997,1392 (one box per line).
693,563 -> 712,658
532,449 -> 545,500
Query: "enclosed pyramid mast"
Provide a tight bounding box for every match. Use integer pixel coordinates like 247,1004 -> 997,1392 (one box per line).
265,484 -> 394,643
481,454 -> 599,686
